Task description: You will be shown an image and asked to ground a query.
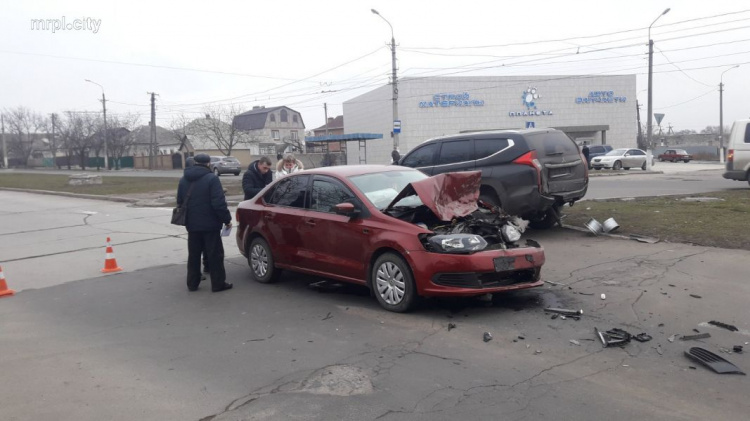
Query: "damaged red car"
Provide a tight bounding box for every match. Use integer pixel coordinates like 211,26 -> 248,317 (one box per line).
235,165 -> 545,312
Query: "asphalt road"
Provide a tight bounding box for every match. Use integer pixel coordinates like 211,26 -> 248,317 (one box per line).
1,191 -> 748,421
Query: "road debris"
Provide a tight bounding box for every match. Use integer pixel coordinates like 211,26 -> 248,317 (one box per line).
544,308 -> 583,316
544,280 -> 567,287
600,293 -> 606,300
708,321 -> 739,332
535,349 -> 542,354
447,322 -> 456,331
633,333 -> 653,342
595,327 -> 632,348
569,339 -> 581,346
550,314 -> 559,320
630,234 -> 659,244
655,345 -> 664,355
680,333 -> 711,341
684,347 -> 746,375
689,294 -> 702,299
308,280 -> 345,292
322,312 -> 333,320
733,346 -> 743,353
483,332 -> 493,343
668,334 -> 677,343
518,336 -> 525,340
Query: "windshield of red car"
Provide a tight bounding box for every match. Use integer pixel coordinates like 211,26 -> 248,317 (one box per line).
349,170 -> 428,210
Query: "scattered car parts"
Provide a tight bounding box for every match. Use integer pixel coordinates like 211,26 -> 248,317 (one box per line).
684,347 -> 745,375
708,321 -> 739,332
680,333 -> 711,341
595,327 -> 632,348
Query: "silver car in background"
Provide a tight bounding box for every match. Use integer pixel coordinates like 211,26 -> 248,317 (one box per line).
590,148 -> 651,171
209,156 -> 242,176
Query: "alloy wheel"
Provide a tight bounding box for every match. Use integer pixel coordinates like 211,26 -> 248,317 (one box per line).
250,244 -> 268,278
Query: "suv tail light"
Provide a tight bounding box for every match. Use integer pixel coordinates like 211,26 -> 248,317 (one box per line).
727,149 -> 734,162
513,150 -> 542,191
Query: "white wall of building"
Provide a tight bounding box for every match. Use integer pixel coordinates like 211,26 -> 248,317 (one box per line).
344,75 -> 636,164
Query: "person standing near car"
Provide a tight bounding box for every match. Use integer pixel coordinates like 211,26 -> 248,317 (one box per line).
581,142 -> 590,167
176,153 -> 233,293
242,156 -> 273,200
275,153 -> 304,180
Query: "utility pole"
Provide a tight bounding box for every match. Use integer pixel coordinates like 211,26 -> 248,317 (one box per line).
85,79 -> 109,170
51,113 -> 57,169
148,92 -> 156,170
646,8 -> 670,170
719,65 -> 739,163
371,9 -> 399,151
1,114 -> 7,169
636,100 -> 644,150
324,103 -> 330,136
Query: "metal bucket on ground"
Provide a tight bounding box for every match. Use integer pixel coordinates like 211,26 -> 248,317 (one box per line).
603,217 -> 620,233
584,218 -> 603,235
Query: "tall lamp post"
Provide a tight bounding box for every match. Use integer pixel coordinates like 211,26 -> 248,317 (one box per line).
719,65 -> 739,163
371,8 -> 399,152
85,79 -> 109,170
646,7 -> 670,170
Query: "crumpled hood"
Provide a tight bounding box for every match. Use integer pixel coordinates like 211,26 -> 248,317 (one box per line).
385,171 -> 482,221
183,165 -> 212,181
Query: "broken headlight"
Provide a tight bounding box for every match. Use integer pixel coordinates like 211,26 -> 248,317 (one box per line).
427,234 -> 487,253
501,224 -> 522,243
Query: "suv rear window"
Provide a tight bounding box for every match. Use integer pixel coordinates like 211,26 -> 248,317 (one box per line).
524,132 -> 578,156
223,157 -> 239,163
474,138 -> 510,160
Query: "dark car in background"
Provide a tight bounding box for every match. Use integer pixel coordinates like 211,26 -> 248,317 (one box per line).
658,149 -> 693,163
398,128 -> 588,229
586,144 -> 613,168
209,156 -> 242,176
235,166 -> 546,313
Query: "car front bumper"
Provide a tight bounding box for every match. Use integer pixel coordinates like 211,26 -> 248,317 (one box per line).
406,245 -> 545,297
591,161 -> 614,169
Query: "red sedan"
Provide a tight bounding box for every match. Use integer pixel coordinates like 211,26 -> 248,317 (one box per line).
235,165 -> 545,312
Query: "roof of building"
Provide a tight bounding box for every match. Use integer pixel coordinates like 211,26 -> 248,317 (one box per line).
232,106 -> 304,131
130,125 -> 181,146
312,115 -> 344,132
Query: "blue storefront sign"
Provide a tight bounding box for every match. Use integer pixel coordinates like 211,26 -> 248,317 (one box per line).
419,92 -> 484,108
576,91 -> 626,104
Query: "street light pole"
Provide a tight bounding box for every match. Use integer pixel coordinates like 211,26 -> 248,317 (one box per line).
646,7 -> 670,170
371,8 -> 399,152
719,65 -> 739,163
85,79 -> 109,170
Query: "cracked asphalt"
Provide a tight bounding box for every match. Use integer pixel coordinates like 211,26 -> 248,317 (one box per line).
1,190 -> 748,421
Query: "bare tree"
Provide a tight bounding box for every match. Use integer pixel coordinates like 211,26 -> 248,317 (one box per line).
59,112 -> 98,170
186,105 -> 255,156
2,106 -> 47,166
107,113 -> 140,169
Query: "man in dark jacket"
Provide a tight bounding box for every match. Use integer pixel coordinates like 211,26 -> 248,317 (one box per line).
242,156 -> 273,200
581,143 -> 590,168
176,154 -> 233,292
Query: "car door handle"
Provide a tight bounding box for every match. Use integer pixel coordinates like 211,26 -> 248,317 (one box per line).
305,219 -> 316,226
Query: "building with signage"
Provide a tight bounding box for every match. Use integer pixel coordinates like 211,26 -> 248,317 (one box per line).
342,75 -> 636,164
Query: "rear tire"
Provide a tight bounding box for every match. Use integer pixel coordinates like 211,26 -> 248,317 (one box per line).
372,252 -> 417,313
529,205 -> 561,230
248,237 -> 281,283
642,161 -> 647,170
613,161 -> 622,170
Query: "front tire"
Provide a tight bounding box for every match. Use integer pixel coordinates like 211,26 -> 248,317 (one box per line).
248,237 -> 281,283
372,252 -> 416,313
613,161 -> 622,170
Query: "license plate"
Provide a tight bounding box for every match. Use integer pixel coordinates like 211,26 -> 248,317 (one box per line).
493,256 -> 515,272
549,167 -> 570,177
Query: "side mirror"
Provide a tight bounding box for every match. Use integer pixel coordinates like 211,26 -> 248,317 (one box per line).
334,202 -> 360,218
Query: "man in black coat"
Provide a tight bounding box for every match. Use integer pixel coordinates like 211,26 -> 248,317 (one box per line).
176,154 -> 233,292
242,156 -> 273,200
581,143 -> 590,168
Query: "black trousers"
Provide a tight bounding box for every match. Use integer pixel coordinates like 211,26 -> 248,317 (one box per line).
187,230 -> 226,290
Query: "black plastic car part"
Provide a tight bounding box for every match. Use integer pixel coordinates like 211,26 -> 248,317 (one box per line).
684,347 -> 745,375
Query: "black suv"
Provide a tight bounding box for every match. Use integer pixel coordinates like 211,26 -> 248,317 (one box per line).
585,144 -> 613,168
399,128 -> 588,228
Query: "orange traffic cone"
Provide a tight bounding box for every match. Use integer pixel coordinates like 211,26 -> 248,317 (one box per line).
0,265 -> 15,297
101,237 -> 123,273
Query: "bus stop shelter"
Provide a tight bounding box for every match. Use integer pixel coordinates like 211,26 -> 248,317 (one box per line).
304,133 -> 384,164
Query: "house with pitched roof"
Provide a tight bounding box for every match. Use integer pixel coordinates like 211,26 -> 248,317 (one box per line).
233,106 -> 306,156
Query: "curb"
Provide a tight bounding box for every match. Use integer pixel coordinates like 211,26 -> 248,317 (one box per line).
588,170 -> 663,177
0,187 -> 139,203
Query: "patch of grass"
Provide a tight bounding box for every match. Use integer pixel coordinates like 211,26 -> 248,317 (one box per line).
562,190 -> 750,250
0,173 -> 181,196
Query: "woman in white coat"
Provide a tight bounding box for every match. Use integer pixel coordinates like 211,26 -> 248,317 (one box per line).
275,154 -> 305,180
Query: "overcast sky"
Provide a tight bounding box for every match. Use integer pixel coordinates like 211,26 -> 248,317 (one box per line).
2,0 -> 749,134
